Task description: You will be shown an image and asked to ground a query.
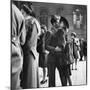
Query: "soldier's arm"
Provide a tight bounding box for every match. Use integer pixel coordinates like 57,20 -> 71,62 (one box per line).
45,31 -> 55,52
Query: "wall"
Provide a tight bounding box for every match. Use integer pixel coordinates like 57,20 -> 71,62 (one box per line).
32,2 -> 87,40
14,1 -> 87,40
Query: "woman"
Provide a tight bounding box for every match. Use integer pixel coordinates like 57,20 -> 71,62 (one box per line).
37,25 -> 48,84
21,4 -> 41,88
65,35 -> 74,86
71,32 -> 79,70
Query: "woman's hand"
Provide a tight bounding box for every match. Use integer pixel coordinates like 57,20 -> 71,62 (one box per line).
54,46 -> 62,52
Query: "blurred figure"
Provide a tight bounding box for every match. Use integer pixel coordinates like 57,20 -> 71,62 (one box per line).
11,3 -> 26,90
79,38 -> 84,61
21,4 -> 41,88
37,25 -> 48,84
65,35 -> 74,86
71,32 -> 80,70
83,40 -> 87,60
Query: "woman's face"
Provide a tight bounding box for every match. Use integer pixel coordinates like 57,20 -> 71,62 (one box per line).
53,21 -> 60,29
59,21 -> 65,29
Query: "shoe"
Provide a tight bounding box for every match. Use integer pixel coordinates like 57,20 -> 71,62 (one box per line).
75,68 -> 77,70
40,79 -> 47,84
79,59 -> 82,61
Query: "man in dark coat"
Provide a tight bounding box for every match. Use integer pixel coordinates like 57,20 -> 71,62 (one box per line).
46,15 -> 69,87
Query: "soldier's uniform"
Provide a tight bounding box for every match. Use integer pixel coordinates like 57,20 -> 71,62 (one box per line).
46,16 -> 69,87
46,28 -> 68,86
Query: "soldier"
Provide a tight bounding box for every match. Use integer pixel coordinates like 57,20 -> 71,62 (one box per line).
46,15 -> 69,87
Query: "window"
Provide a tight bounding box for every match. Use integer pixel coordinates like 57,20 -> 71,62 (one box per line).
39,8 -> 48,28
73,9 -> 83,29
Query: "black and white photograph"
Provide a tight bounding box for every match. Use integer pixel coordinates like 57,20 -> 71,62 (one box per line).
11,0 -> 87,90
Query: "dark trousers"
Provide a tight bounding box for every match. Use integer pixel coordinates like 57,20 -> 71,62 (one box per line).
48,54 -> 67,87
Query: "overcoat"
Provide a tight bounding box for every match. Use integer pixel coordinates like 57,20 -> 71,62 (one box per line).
22,16 -> 40,88
46,28 -> 68,86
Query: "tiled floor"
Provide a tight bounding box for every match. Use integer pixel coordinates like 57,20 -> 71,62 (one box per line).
39,60 -> 87,88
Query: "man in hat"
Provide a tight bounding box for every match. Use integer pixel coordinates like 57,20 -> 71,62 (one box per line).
46,15 -> 69,87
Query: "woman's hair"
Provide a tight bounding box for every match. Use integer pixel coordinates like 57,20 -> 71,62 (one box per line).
60,17 -> 69,29
50,15 -> 57,25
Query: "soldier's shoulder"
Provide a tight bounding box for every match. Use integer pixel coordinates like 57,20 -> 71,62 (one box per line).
46,30 -> 52,36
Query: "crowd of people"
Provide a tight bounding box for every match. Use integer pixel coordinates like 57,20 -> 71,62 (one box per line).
11,2 -> 87,90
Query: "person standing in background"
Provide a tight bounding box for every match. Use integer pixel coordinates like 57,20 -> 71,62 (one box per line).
37,25 -> 48,84
83,40 -> 87,60
71,32 -> 80,70
64,35 -> 74,86
79,38 -> 84,61
11,3 -> 26,90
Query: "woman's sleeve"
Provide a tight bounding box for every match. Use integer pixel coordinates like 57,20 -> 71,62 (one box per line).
20,18 -> 26,45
